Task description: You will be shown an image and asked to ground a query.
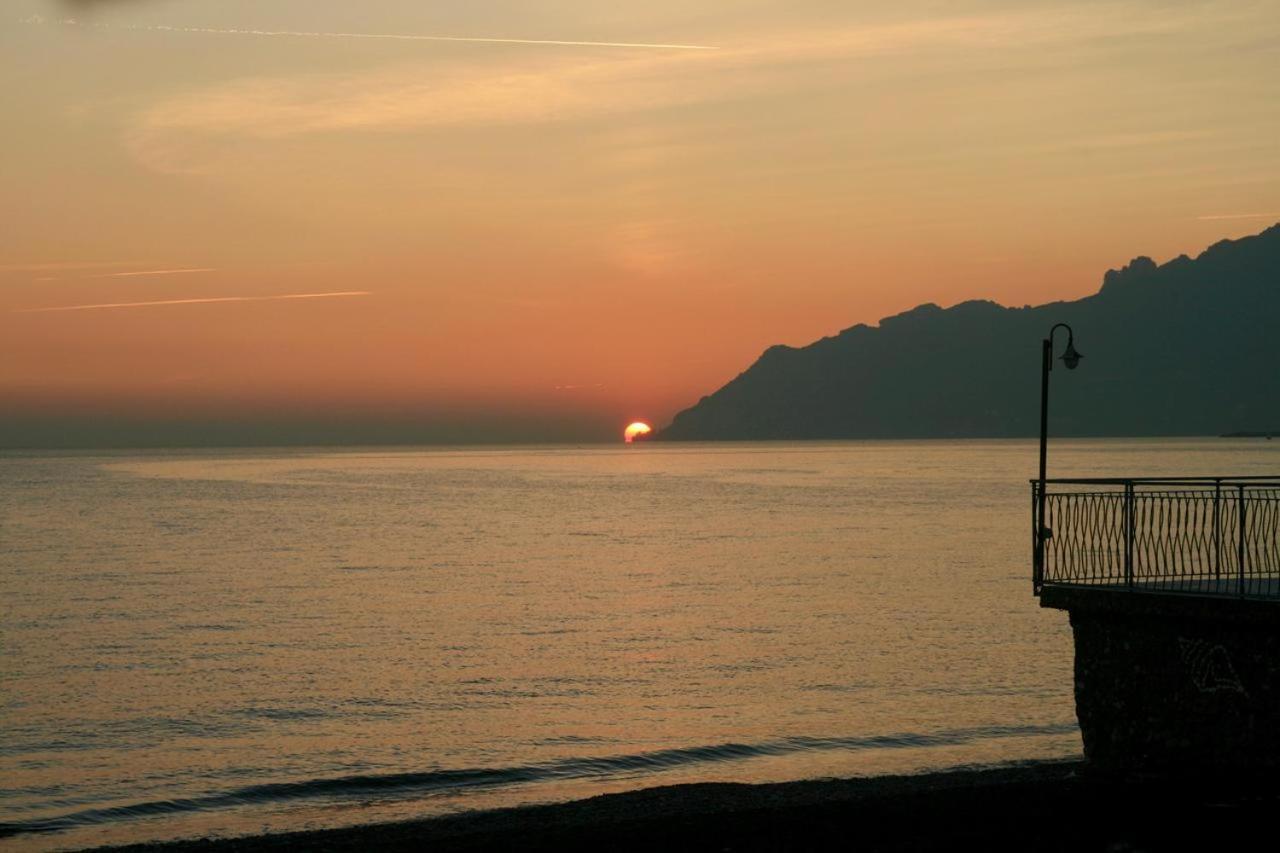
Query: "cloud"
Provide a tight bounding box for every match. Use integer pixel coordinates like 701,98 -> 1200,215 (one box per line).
15,291 -> 371,313
117,2 -> 1269,179
0,260 -> 140,272
1,262 -> 214,283
553,383 -> 606,391
89,267 -> 216,278
123,18 -> 968,171
42,18 -> 718,51
133,51 -> 716,140
126,2 -> 1259,175
56,0 -> 153,9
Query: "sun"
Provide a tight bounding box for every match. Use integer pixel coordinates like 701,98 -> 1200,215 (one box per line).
624,422 -> 652,443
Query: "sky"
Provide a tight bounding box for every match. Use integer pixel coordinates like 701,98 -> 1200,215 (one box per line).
2,0 -> 1278,445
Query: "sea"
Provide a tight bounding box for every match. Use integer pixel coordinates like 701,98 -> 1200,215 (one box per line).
3,438 -> 1276,850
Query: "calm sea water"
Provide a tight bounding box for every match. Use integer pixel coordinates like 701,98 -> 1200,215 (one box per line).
3,439 -> 1276,850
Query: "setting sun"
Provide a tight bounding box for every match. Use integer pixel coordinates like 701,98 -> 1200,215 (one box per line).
624,422 -> 652,443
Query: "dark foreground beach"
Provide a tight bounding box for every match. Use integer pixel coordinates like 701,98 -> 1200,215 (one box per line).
94,761 -> 1280,852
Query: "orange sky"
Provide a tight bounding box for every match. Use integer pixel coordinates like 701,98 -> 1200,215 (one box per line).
2,1 -> 1278,444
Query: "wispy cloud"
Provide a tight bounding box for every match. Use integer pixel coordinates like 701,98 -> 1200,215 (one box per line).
131,52 -> 717,145
1196,213 -> 1280,221
89,267 -> 217,278
16,291 -> 371,313
0,260 -> 140,272
32,17 -> 718,51
3,262 -> 215,283
124,2 -> 1263,176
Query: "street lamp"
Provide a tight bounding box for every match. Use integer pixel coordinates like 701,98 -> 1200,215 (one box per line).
1035,323 -> 1083,590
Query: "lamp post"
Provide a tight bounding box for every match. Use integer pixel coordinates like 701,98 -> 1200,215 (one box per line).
1035,323 -> 1083,590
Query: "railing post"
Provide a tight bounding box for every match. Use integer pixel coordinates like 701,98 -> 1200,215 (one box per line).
1238,484 -> 1247,597
1032,482 -> 1042,593
1124,481 -> 1135,590
1213,480 -> 1221,581
1036,337 -> 1050,592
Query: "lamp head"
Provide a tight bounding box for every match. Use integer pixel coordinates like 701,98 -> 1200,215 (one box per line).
1061,340 -> 1083,370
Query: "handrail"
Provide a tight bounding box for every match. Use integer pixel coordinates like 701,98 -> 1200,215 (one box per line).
1031,478 -> 1280,598
1032,476 -> 1280,485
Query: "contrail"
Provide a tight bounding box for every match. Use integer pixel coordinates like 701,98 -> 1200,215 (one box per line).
0,260 -> 141,272
1196,213 -> 1278,221
30,17 -> 719,50
91,267 -> 217,278
17,291 -> 371,313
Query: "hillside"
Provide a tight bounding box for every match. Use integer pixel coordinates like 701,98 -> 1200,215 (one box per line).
661,225 -> 1280,440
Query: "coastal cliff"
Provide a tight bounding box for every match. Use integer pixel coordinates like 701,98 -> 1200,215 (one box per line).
662,224 -> 1280,440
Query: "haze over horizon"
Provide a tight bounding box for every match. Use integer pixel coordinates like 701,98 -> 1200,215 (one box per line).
3,1 -> 1279,446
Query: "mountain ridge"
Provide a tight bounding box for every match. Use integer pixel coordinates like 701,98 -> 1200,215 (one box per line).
660,224 -> 1280,440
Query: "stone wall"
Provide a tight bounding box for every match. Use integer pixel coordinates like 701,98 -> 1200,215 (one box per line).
1041,587 -> 1280,770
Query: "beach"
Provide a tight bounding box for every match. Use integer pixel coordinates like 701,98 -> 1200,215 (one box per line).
91,761 -> 1280,852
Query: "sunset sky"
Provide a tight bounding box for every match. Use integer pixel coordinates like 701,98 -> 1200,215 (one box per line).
2,0 -> 1277,445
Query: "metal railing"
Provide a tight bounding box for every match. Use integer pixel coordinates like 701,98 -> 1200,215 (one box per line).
1032,477 -> 1280,597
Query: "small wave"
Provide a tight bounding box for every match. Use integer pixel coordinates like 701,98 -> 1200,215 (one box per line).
0,722 -> 1077,839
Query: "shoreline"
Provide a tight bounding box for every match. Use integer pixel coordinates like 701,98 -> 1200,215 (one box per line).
87,759 -> 1280,852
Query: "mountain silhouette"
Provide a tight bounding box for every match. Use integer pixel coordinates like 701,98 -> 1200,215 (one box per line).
662,224 -> 1280,440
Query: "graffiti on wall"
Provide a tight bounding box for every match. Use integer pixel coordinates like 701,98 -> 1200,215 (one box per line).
1178,638 -> 1246,695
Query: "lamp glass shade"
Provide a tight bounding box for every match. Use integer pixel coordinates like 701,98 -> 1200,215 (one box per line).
1061,342 -> 1083,370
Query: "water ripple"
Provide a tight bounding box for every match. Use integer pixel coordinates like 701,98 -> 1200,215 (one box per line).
0,722 -> 1077,839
